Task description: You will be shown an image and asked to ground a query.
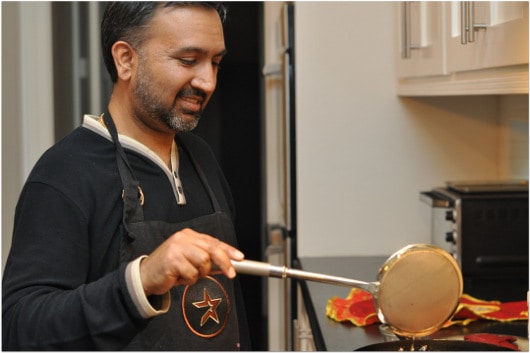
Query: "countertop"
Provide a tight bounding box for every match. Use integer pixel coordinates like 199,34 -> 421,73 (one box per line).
297,256 -> 528,351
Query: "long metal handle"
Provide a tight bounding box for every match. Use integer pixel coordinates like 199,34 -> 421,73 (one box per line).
402,2 -> 411,59
461,1 -> 468,44
461,1 -> 488,44
232,259 -> 378,293
468,1 -> 488,42
401,2 -> 421,59
468,1 -> 476,42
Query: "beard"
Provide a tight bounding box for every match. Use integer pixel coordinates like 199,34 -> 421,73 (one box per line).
132,63 -> 207,133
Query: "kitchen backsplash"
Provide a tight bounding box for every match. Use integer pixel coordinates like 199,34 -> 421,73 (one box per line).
499,95 -> 529,179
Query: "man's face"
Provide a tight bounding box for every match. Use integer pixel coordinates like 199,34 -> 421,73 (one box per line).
130,6 -> 226,133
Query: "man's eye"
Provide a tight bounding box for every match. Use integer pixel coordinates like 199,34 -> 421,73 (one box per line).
179,58 -> 196,65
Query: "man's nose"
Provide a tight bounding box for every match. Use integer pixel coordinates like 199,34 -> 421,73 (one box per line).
191,64 -> 217,94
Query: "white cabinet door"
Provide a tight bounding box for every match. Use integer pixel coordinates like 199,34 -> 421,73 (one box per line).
396,1 -> 447,78
446,1 -> 528,72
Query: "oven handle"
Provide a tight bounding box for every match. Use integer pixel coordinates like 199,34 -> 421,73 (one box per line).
476,255 -> 529,267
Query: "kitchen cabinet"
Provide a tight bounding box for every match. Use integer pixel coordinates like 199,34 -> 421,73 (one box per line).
397,1 -> 529,96
446,1 -> 528,72
397,2 -> 447,78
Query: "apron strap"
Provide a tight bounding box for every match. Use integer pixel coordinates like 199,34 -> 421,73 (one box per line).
177,135 -> 223,213
103,112 -> 145,227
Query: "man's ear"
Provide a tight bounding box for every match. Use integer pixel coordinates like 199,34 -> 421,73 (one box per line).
112,41 -> 135,81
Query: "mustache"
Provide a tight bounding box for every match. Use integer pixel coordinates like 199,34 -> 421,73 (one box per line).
177,87 -> 207,100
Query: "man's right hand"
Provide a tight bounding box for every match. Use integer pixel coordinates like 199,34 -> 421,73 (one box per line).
138,228 -> 245,296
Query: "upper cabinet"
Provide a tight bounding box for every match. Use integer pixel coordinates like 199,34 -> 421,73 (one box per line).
447,2 -> 528,71
397,1 -> 529,96
397,2 -> 448,78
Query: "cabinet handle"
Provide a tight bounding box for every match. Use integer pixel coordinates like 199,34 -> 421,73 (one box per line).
461,1 -> 488,45
468,1 -> 488,42
460,1 -> 467,44
401,1 -> 420,59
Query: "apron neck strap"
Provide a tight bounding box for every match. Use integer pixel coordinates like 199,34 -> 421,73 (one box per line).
177,135 -> 223,213
103,112 -> 145,224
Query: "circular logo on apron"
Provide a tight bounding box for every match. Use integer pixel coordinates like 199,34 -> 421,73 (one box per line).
182,276 -> 231,338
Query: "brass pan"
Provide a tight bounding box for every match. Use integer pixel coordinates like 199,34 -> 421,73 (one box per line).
232,244 -> 463,338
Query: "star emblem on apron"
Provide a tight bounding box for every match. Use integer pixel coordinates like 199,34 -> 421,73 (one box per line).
193,288 -> 222,326
182,276 -> 231,338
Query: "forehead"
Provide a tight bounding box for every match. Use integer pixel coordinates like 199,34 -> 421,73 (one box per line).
144,5 -> 225,53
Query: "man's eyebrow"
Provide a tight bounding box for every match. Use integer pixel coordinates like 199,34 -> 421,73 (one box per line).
175,46 -> 227,57
216,48 -> 228,57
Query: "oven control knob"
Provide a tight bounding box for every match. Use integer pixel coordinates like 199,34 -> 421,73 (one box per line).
445,231 -> 457,244
445,209 -> 456,222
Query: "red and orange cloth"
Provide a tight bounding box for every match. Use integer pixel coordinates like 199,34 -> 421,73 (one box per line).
326,288 -> 528,328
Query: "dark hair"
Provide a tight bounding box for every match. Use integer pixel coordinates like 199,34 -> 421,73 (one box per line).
101,2 -> 227,83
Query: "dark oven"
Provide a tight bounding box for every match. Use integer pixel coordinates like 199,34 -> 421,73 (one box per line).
421,180 -> 528,302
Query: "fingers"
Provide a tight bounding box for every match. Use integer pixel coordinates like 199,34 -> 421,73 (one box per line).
139,228 -> 245,296
175,228 -> 244,279
171,246 -> 212,284
207,242 -> 244,278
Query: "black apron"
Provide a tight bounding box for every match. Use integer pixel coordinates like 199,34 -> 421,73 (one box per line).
103,113 -> 242,351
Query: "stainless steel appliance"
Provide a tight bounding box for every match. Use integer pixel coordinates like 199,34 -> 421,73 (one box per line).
421,180 -> 528,302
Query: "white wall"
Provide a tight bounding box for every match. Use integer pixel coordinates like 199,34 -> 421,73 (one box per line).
291,2 -> 528,257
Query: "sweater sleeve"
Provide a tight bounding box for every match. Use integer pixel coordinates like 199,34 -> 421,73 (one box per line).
2,182 -> 149,350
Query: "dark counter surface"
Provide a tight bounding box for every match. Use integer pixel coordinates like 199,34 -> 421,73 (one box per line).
297,256 -> 528,351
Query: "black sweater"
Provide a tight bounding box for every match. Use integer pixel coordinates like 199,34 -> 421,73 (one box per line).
2,124 -> 243,350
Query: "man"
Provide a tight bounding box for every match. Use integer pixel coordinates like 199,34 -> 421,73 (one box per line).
2,2 -> 251,350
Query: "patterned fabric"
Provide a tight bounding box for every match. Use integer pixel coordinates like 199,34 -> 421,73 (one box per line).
326,288 -> 528,327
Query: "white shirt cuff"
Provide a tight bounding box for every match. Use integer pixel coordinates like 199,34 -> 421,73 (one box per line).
125,255 -> 171,318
